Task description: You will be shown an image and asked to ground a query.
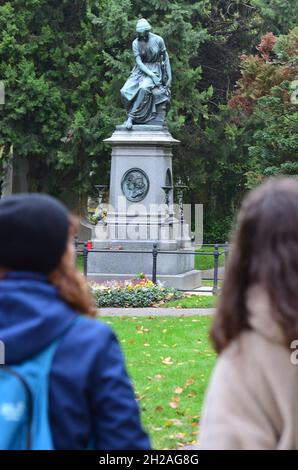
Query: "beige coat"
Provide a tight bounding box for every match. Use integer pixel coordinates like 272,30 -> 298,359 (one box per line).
199,285 -> 298,449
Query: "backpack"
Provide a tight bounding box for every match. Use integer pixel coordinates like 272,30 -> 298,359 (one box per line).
0,320 -> 78,450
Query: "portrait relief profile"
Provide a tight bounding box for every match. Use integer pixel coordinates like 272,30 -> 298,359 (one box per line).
121,168 -> 150,202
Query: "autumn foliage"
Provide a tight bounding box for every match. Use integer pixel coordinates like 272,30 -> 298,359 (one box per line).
228,28 -> 298,124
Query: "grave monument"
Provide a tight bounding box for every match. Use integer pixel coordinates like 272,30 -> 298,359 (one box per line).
88,19 -> 201,289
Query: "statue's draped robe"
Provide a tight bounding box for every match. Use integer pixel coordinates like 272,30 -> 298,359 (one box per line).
120,33 -> 170,124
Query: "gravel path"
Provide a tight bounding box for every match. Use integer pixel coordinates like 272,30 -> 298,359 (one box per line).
98,307 -> 215,317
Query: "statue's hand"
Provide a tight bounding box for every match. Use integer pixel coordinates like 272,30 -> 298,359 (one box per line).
151,74 -> 161,87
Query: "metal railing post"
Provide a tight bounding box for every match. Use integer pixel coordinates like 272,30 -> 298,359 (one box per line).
152,243 -> 158,285
224,241 -> 229,267
83,242 -> 88,277
213,243 -> 219,296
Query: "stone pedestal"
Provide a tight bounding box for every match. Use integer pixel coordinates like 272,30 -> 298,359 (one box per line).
88,125 -> 201,289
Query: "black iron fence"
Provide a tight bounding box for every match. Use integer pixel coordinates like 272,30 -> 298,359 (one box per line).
75,238 -> 229,296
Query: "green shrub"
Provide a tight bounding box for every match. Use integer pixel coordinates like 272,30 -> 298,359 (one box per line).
90,276 -> 182,308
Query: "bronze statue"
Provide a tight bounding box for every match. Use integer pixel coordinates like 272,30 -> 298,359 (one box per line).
120,19 -> 172,129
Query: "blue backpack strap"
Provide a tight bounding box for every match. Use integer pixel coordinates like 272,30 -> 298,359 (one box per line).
0,316 -> 81,450
0,365 -> 34,450
24,338 -> 62,450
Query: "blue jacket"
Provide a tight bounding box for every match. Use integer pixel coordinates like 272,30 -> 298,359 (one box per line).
0,272 -> 151,450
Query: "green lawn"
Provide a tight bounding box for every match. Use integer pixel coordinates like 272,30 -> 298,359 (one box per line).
195,245 -> 226,271
201,279 -> 222,287
76,254 -> 84,273
163,295 -> 217,308
101,315 -> 215,449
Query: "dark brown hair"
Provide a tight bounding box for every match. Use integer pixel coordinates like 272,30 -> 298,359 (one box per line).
211,177 -> 298,353
48,216 -> 97,317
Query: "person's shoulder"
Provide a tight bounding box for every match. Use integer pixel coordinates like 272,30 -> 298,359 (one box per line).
216,328 -> 284,382
213,330 -> 257,374
62,315 -> 117,354
51,315 -> 121,384
206,332 -> 259,396
77,314 -> 115,338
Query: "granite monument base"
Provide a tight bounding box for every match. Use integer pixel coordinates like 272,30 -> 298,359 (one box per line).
88,125 -> 201,290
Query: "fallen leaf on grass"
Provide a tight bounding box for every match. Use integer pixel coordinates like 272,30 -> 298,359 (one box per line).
171,395 -> 180,403
136,393 -> 146,401
174,387 -> 184,395
185,377 -> 195,387
155,405 -> 164,412
162,357 -> 174,365
169,395 -> 180,409
154,374 -> 164,380
176,442 -> 186,448
169,402 -> 179,409
164,419 -> 183,427
175,433 -> 186,440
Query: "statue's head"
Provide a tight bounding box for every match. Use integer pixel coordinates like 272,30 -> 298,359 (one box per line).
136,18 -> 151,41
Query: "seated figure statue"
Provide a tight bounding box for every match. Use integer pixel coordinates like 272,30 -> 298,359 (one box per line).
120,18 -> 172,129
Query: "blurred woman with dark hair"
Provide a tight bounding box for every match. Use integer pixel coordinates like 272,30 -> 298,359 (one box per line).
199,178 -> 298,450
0,194 -> 150,450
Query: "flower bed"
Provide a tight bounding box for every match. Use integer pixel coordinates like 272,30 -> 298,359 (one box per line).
90,273 -> 182,308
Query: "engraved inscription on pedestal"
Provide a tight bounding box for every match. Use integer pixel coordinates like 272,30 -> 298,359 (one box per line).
121,168 -> 150,202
